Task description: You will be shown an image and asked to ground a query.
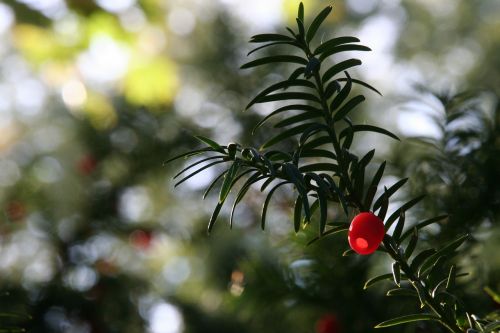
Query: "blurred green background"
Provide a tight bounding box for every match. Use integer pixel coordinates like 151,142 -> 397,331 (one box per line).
0,0 -> 498,332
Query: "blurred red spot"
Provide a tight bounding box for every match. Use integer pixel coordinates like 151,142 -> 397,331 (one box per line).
129,230 -> 153,250
77,154 -> 97,175
316,313 -> 340,333
5,201 -> 26,221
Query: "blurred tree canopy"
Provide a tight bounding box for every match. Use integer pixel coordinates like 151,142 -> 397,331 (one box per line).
0,1 -> 498,332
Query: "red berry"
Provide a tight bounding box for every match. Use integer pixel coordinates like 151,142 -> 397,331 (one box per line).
316,314 -> 340,333
348,212 -> 385,255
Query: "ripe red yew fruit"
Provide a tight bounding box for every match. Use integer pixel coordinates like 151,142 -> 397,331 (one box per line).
348,212 -> 385,255
316,313 -> 340,333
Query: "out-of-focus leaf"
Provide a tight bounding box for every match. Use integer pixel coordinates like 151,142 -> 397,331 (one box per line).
241,55 -> 308,69
400,215 -> 449,241
306,5 -> 332,43
375,314 -> 440,328
314,36 -> 360,55
322,59 -> 362,84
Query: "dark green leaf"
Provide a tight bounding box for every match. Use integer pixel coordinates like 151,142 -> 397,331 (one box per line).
400,215 -> 449,241
307,223 -> 349,245
404,228 -> 418,259
373,178 -> 408,211
298,2 -> 304,23
419,234 -> 469,275
342,249 -> 355,256
483,321 -> 500,332
314,36 -> 360,55
322,59 -> 362,84
164,147 -> 213,165
339,124 -> 400,141
359,149 -> 375,167
410,249 -> 436,272
173,155 -> 224,179
375,314 -> 440,328
364,273 -> 393,289
174,160 -> 227,187
341,125 -> 354,150
319,44 -> 371,61
254,92 -> 320,104
293,195 -> 303,232
299,148 -> 336,160
386,288 -> 418,297
392,211 -> 406,242
392,262 -> 401,287
246,79 -> 316,110
261,181 -> 290,230
275,111 -> 323,128
302,136 -> 331,150
306,5 -> 332,43
230,171 -> 265,228
247,41 -> 300,56
377,188 -> 389,220
445,264 -> 456,291
261,123 -> 318,149
207,201 -> 223,234
250,33 -> 295,43
330,73 -> 352,111
296,18 -> 305,39
241,55 -> 308,69
299,163 -> 339,173
364,161 -> 386,209
219,161 -> 241,203
324,80 -> 341,99
203,169 -> 228,199
195,135 -> 224,152
385,195 -> 425,231
333,95 -> 365,122
337,77 -> 382,95
252,104 -> 320,133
